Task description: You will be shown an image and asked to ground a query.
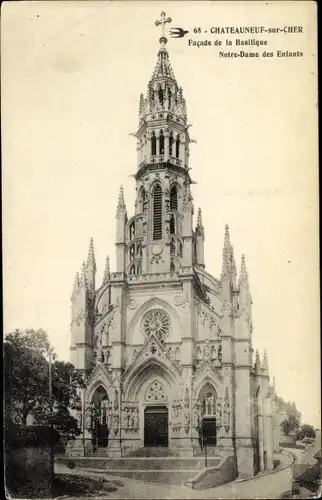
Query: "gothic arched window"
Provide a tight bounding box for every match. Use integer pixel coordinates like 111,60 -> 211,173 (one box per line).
170,238 -> 175,255
151,132 -> 157,156
129,264 -> 136,275
176,135 -> 180,159
159,130 -> 165,155
136,241 -> 142,258
178,240 -> 183,257
168,87 -> 172,109
158,85 -> 164,106
136,261 -> 141,275
170,214 -> 175,235
129,222 -> 135,241
169,132 -> 174,156
170,186 -> 178,211
129,245 -> 135,261
153,185 -> 162,240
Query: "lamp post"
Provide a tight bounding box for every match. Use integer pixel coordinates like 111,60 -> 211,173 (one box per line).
47,347 -> 55,428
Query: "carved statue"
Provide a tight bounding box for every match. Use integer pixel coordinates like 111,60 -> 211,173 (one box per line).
133,409 -> 139,430
204,339 -> 211,361
107,408 -> 112,430
113,414 -> 119,435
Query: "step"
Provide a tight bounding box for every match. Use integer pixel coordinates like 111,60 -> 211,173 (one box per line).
57,456 -> 221,471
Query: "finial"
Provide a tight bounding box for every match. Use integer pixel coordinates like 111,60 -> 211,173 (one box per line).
155,11 -> 172,45
87,237 -> 96,271
197,207 -> 203,227
116,185 -> 127,218
103,255 -> 110,285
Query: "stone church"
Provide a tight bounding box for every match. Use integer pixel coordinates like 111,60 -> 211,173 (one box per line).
69,13 -> 280,477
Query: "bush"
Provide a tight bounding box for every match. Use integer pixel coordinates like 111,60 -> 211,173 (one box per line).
273,459 -> 281,469
67,460 -> 76,469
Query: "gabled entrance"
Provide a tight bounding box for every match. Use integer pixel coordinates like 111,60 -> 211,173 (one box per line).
144,406 -> 168,447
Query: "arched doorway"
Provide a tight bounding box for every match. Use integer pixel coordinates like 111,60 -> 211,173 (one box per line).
199,383 -> 217,446
144,406 -> 168,447
91,386 -> 110,450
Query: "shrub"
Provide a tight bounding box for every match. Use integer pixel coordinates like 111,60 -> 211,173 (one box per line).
67,460 -> 76,469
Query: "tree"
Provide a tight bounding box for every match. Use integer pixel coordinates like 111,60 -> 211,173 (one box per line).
296,424 -> 316,441
4,329 -> 85,440
281,414 -> 300,436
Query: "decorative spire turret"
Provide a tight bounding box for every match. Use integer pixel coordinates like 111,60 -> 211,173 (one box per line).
239,254 -> 248,287
103,255 -> 110,285
86,237 -> 96,271
116,185 -> 127,219
221,225 -> 231,280
80,261 -> 87,288
255,349 -> 261,374
262,349 -> 269,375
71,272 -> 80,298
196,207 -> 204,236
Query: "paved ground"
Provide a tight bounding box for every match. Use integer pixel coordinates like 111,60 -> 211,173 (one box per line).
55,451 -> 294,499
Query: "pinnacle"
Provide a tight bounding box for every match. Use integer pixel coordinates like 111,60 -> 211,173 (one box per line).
86,237 -> 96,270
80,261 -> 87,287
103,255 -> 110,285
116,185 -> 127,217
239,254 -> 248,286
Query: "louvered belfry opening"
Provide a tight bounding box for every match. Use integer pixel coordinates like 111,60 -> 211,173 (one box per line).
170,186 -> 178,211
153,185 -> 162,240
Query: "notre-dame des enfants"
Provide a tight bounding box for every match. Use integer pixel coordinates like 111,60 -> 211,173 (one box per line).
69,14 -> 280,478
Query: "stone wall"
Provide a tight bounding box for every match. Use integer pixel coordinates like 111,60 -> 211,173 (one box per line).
5,426 -> 59,498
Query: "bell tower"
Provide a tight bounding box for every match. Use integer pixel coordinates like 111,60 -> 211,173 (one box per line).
126,12 -> 195,276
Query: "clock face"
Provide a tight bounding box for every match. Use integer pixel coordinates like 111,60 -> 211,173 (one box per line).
152,244 -> 162,256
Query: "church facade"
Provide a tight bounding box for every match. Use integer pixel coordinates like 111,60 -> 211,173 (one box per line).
69,14 -> 279,478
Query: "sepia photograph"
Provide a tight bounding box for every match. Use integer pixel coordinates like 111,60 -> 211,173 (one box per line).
2,1 -> 320,498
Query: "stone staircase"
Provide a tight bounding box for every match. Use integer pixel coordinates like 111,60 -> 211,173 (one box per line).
57,448 -> 224,484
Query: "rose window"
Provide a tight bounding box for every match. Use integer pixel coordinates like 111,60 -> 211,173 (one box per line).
142,309 -> 171,341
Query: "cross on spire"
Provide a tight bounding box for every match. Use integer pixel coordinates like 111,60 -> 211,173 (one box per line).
155,11 -> 172,40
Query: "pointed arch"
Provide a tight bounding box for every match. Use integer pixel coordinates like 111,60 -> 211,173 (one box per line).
151,131 -> 157,156
170,185 -> 178,211
175,134 -> 180,159
169,131 -> 174,156
123,356 -> 179,402
159,130 -> 165,155
87,366 -> 114,403
194,365 -> 222,400
153,184 -> 162,240
127,296 -> 182,345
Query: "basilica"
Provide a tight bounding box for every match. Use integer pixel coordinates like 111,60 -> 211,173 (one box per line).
69,13 -> 280,478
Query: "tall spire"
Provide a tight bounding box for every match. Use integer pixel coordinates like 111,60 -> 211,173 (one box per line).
116,185 -> 127,218
230,245 -> 237,277
86,237 -> 96,271
103,255 -> 110,285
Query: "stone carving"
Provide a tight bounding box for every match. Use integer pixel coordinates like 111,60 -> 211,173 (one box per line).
113,414 -> 119,435
223,388 -> 231,432
183,387 -> 190,434
172,400 -> 182,419
145,380 -> 166,402
113,389 -> 119,411
204,339 -> 211,361
85,404 -> 94,430
174,347 -> 181,364
142,309 -> 171,342
76,409 -> 82,430
128,299 -> 137,310
216,398 -> 222,425
173,295 -> 183,306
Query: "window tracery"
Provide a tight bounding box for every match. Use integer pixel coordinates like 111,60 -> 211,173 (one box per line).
145,380 -> 165,402
142,309 -> 171,341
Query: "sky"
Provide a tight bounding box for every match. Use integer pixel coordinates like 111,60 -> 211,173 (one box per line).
2,1 -> 320,427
